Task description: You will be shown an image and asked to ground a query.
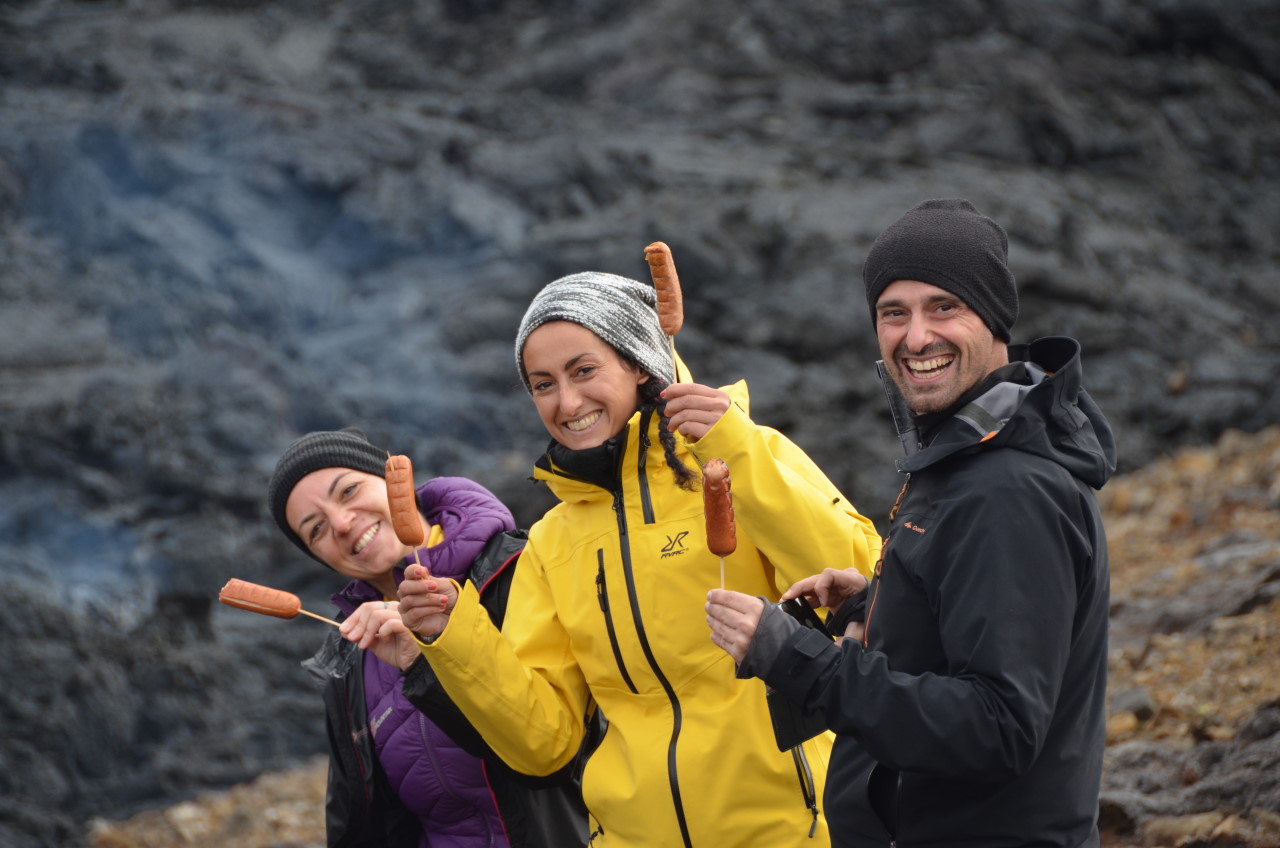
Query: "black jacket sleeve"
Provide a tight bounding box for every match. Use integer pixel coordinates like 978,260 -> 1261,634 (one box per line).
763,460 -> 1096,781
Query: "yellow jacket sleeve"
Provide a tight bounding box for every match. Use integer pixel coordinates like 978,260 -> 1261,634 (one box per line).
418,543 -> 592,776
689,379 -> 881,585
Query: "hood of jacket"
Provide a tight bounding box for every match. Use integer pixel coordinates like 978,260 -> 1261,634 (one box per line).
897,336 -> 1116,490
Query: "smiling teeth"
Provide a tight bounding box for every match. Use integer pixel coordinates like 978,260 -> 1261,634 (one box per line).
566,411 -> 601,432
907,356 -> 954,374
354,522 -> 379,554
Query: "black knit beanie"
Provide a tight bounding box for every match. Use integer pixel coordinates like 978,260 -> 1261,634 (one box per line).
863,198 -> 1018,341
266,427 -> 388,562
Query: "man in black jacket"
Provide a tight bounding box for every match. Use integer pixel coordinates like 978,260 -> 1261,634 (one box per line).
706,198 -> 1115,847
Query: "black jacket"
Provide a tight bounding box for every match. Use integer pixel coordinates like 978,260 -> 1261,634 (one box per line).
762,337 -> 1115,847
305,530 -> 594,848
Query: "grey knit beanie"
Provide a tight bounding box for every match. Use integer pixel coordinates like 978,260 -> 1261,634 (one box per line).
267,427 -> 388,562
514,271 -> 675,390
863,198 -> 1018,341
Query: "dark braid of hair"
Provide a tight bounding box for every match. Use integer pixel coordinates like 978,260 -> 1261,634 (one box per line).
639,376 -> 698,491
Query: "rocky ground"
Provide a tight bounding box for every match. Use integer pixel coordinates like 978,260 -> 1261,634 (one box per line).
80,426 -> 1280,847
1098,426 -> 1280,847
1,0 -> 1278,846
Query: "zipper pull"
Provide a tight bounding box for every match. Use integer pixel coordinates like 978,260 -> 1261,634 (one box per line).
613,492 -> 626,535
596,564 -> 608,613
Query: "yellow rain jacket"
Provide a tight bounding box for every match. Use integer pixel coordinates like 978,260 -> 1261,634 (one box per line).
420,379 -> 881,847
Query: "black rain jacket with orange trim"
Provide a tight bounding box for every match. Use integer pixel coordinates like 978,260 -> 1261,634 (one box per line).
763,336 -> 1116,848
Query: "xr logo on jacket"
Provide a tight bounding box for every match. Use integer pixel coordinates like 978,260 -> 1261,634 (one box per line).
661,531 -> 690,559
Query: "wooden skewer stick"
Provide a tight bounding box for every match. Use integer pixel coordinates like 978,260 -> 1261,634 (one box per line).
298,609 -> 341,627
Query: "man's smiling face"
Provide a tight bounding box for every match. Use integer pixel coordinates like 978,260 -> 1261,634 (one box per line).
875,279 -> 1007,415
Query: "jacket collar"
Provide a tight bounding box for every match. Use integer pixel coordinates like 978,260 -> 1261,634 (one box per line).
539,427 -> 628,491
897,337 -> 1116,490
534,406 -> 658,501
913,361 -> 1035,445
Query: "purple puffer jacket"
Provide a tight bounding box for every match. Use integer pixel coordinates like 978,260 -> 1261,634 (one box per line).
333,477 -> 516,848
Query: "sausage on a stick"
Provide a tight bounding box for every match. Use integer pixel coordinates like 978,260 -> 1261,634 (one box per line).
702,458 -> 736,587
219,578 -> 339,626
384,452 -> 429,583
644,241 -> 683,338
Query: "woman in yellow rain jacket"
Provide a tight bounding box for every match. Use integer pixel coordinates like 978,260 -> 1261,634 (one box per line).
373,271 -> 881,847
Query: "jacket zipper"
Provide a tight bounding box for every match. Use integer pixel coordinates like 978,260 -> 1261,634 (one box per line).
892,769 -> 903,848
610,436 -> 694,848
863,554 -> 883,649
790,747 -> 820,837
596,550 -> 638,694
866,473 -> 908,847
637,409 -> 655,524
864,474 -> 910,648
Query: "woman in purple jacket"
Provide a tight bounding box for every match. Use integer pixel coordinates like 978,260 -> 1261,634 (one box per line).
267,428 -> 590,848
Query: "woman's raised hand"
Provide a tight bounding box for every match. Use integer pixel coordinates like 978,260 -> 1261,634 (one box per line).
397,563 -> 458,639
660,383 -> 731,441
338,601 -> 420,670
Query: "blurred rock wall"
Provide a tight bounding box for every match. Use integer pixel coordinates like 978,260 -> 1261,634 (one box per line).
0,1 -> 1277,845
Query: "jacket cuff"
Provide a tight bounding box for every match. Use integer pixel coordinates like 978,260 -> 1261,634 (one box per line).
736,597 -> 792,679
410,578 -> 466,651
400,653 -> 434,694
763,627 -> 837,706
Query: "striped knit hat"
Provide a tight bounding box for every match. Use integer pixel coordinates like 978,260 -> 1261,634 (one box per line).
266,427 -> 388,563
514,271 -> 675,390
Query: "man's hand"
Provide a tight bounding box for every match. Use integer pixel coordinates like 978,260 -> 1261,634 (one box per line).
782,567 -> 868,613
782,567 -> 868,643
661,383 -> 731,441
705,589 -> 766,663
337,601 -> 419,670
397,563 -> 457,639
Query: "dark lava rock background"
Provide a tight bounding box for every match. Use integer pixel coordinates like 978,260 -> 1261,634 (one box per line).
0,1 -> 1277,846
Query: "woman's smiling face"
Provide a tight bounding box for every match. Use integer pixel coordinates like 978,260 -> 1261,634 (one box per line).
285,467 -> 412,588
522,320 -> 649,450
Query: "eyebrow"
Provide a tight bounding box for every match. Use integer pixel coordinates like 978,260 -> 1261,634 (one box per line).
877,293 -> 958,310
526,352 -> 592,379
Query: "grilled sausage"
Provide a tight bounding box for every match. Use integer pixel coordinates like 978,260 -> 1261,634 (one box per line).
385,454 -> 426,547
702,458 -> 737,557
218,578 -> 301,619
644,241 -> 683,336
